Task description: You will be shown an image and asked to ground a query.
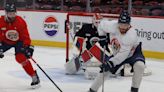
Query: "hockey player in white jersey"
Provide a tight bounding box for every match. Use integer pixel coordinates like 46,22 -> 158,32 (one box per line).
88,10 -> 145,92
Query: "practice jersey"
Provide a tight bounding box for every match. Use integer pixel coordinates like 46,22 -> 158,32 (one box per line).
75,24 -> 99,49
0,16 -> 31,46
98,20 -> 138,66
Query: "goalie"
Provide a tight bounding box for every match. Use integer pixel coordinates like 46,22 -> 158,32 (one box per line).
65,13 -> 107,75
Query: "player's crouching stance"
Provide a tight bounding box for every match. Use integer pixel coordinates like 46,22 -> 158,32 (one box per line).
0,3 -> 40,87
88,10 -> 145,92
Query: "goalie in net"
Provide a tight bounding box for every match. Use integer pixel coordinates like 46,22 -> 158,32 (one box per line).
65,13 -> 105,76
65,13 -> 151,80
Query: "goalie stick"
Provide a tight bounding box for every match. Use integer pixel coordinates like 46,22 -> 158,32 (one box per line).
65,20 -> 84,73
65,36 -> 86,74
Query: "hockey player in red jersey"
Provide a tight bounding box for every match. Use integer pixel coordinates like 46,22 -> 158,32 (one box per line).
0,3 -> 40,87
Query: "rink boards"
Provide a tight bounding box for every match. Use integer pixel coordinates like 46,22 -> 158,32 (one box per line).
0,10 -> 164,59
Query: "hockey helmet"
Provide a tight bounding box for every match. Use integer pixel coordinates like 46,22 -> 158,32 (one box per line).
118,10 -> 131,24
92,13 -> 103,27
5,3 -> 16,12
93,13 -> 103,21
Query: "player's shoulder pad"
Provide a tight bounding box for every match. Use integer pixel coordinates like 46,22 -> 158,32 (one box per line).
0,15 -> 4,19
16,16 -> 27,26
82,23 -> 92,28
16,16 -> 26,22
122,27 -> 138,46
0,16 -> 5,21
98,20 -> 117,34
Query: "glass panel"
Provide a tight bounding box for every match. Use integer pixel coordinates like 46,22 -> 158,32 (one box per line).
1,0 -> 163,16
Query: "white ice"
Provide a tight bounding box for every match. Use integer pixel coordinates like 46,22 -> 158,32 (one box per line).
0,46 -> 164,92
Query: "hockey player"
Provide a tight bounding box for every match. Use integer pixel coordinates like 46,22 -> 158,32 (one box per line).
88,10 -> 145,92
65,13 -> 105,74
0,3 -> 40,87
75,13 -> 104,50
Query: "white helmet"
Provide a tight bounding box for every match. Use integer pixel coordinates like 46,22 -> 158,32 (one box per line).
92,13 -> 103,28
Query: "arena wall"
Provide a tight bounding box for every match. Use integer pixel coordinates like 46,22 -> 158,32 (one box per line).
0,10 -> 164,59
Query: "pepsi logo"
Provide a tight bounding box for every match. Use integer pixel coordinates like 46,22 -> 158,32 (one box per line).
43,16 -> 59,36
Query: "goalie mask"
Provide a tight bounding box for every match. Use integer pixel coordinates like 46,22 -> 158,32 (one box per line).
92,13 -> 103,28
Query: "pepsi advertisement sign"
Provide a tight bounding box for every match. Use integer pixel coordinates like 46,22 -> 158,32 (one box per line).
43,16 -> 59,36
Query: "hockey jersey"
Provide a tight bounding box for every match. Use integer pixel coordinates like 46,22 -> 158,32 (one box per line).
98,20 -> 138,66
75,24 -> 99,49
0,16 -> 31,46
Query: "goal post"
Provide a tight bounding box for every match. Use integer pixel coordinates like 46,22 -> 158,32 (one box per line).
66,12 -> 93,63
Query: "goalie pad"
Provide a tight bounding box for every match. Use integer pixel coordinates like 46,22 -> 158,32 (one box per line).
89,42 -> 113,62
65,36 -> 87,74
71,36 -> 87,57
81,50 -> 92,63
65,56 -> 82,74
74,36 -> 86,51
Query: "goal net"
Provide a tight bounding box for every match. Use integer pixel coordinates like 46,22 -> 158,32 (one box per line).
65,12 -> 152,79
65,12 -> 117,63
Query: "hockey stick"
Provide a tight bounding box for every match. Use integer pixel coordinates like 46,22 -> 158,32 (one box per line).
30,57 -> 63,92
102,45 -> 106,92
68,27 -> 83,68
102,33 -> 110,92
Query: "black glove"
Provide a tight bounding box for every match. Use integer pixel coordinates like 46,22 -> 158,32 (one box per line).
0,49 -> 4,58
24,45 -> 34,58
0,43 -> 4,58
100,61 -> 114,73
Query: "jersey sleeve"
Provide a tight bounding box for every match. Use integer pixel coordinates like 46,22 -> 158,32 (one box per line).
75,24 -> 87,38
98,20 -> 117,36
19,17 -> 31,46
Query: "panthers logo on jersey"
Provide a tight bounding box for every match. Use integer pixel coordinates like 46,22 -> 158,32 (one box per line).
5,30 -> 19,41
110,38 -> 121,55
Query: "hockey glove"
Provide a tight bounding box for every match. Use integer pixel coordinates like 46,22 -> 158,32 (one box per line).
0,43 -> 4,58
24,45 -> 34,58
100,61 -> 114,73
0,49 -> 4,58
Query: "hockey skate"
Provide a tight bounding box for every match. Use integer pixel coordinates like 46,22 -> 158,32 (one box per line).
31,71 -> 40,88
88,88 -> 96,92
131,87 -> 138,92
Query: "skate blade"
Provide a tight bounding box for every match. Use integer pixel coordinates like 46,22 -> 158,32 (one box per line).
31,84 -> 41,89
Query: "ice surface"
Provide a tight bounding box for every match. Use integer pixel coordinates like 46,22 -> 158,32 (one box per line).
0,46 -> 164,92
